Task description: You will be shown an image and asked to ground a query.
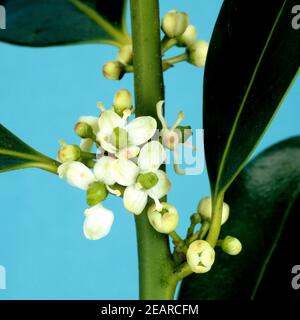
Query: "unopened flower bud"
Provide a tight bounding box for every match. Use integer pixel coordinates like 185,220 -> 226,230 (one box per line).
58,161 -> 96,190
74,122 -> 94,139
137,172 -> 159,190
187,240 -> 215,273
86,181 -> 108,206
187,40 -> 209,67
58,144 -> 81,163
117,45 -> 133,65
102,61 -> 125,80
83,204 -> 114,240
197,197 -> 229,225
147,202 -> 179,234
162,10 -> 189,38
221,236 -> 242,256
113,89 -> 133,116
177,25 -> 197,47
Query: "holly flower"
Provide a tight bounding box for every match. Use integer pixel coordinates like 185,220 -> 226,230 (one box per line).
111,141 -> 171,215
96,107 -> 157,159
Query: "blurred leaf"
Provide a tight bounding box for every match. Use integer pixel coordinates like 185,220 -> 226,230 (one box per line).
0,124 -> 59,173
204,0 -> 300,197
179,136 -> 300,300
0,0 -> 129,47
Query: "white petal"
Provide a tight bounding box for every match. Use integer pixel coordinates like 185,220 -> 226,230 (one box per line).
97,134 -> 117,154
80,138 -> 94,152
98,110 -> 122,137
79,116 -> 99,134
137,141 -> 166,172
83,204 -> 114,240
147,170 -> 171,200
117,146 -> 140,160
112,159 -> 139,186
126,116 -> 157,146
94,156 -> 116,186
123,186 -> 148,215
58,161 -> 96,190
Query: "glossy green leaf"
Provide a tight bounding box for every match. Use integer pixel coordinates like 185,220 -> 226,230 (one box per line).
0,0 -> 129,47
0,124 -> 59,173
204,0 -> 300,196
179,136 -> 300,300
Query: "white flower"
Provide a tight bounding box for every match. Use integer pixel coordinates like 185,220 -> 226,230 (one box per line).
83,204 -> 114,240
147,202 -> 179,234
77,116 -> 99,152
94,156 -> 116,186
156,100 -> 194,175
111,158 -> 140,187
118,141 -> 171,215
58,161 -> 96,190
186,240 -> 215,273
97,109 -> 157,158
197,197 -> 230,225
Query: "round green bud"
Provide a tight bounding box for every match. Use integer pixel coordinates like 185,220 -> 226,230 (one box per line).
58,144 -> 81,163
187,40 -> 209,67
74,122 -> 94,139
162,10 -> 189,38
86,181 -> 108,206
137,172 -> 159,190
117,45 -> 133,65
102,61 -> 125,80
177,25 -> 197,47
113,89 -> 133,116
221,236 -> 242,256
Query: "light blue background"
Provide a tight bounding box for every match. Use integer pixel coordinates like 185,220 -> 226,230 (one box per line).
0,0 -> 299,299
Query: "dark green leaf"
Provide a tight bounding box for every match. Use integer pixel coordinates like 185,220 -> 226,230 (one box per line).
179,136 -> 300,300
0,123 -> 59,173
204,0 -> 300,196
0,0 -> 129,47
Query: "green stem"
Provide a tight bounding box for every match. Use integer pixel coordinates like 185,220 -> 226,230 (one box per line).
206,192 -> 224,247
161,36 -> 177,54
130,0 -> 176,300
81,152 -> 96,160
185,213 -> 201,239
164,53 -> 188,66
172,262 -> 192,282
198,221 -> 210,240
170,231 -> 184,245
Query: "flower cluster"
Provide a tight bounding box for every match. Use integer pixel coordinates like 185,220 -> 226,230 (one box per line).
57,89 -> 180,241
56,7 -> 243,277
161,9 -> 209,67
102,9 -> 209,80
